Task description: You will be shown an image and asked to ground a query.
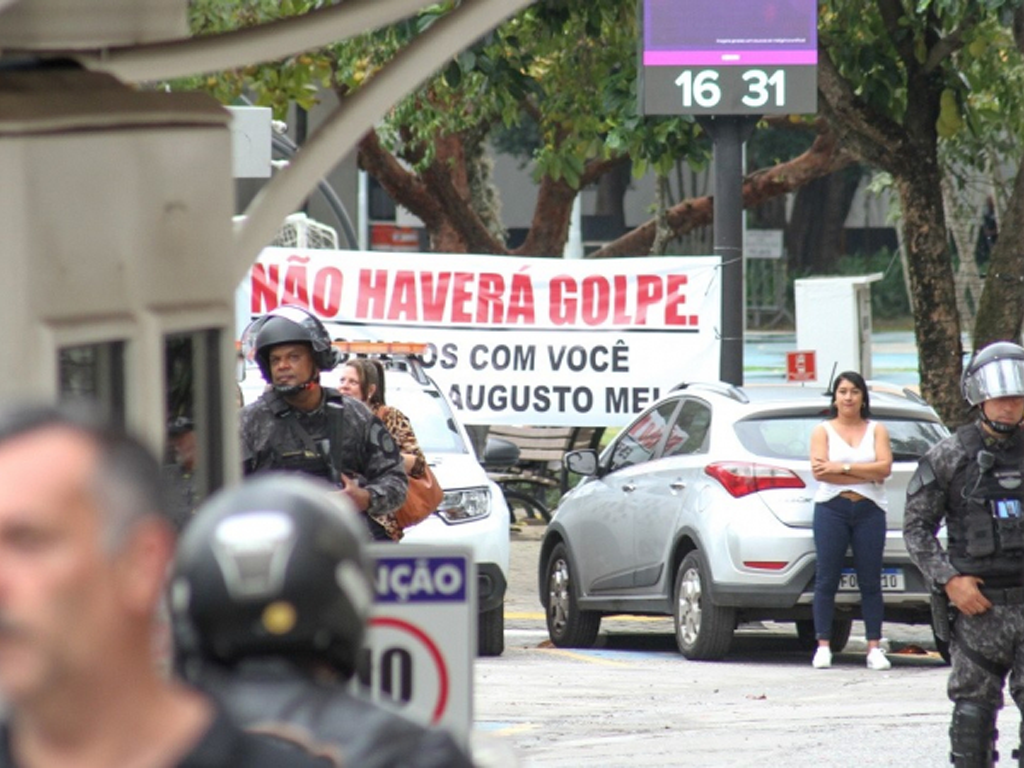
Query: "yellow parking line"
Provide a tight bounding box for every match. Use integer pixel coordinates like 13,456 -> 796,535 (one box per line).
507,611 -> 668,623
490,723 -> 539,736
534,647 -> 633,666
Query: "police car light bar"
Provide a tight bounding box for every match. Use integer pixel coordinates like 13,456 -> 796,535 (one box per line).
332,341 -> 429,356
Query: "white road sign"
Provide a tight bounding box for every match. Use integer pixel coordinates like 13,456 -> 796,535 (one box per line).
352,544 -> 476,745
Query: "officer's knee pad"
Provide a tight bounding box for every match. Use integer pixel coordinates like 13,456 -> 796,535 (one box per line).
951,701 -> 998,766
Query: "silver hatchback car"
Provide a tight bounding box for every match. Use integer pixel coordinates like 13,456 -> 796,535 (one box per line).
538,381 -> 949,660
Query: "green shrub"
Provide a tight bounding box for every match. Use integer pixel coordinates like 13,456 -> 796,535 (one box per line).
786,248 -> 911,323
836,249 -> 911,319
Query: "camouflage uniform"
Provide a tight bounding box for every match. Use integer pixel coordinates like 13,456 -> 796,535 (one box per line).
905,421 -> 1024,766
240,387 -> 407,539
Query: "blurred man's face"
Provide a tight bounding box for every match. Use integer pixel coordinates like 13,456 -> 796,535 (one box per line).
982,395 -> 1024,433
268,343 -> 316,388
171,430 -> 197,472
0,428 -> 124,705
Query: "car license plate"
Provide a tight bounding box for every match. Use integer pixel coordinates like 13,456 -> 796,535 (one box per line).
839,568 -> 904,592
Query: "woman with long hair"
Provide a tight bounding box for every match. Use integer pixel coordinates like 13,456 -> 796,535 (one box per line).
338,360 -> 432,541
809,371 -> 894,670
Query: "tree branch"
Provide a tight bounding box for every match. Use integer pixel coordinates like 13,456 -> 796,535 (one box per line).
817,45 -> 907,171
587,120 -> 855,258
357,131 -> 444,231
421,148 -> 507,254
579,154 -> 631,189
877,0 -> 917,71
513,174 -> 577,256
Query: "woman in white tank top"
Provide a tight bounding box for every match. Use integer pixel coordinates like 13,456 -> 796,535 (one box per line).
808,371 -> 893,670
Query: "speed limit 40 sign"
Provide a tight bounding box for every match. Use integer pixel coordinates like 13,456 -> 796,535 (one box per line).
353,545 -> 476,745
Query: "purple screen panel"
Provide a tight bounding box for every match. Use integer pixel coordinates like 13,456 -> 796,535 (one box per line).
643,0 -> 818,66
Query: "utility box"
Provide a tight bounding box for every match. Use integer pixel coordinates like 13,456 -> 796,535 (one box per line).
794,273 -> 883,384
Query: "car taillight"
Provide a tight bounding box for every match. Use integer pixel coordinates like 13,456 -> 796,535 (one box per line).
704,461 -> 806,498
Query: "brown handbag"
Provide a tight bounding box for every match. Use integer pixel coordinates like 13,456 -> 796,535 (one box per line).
395,464 -> 444,530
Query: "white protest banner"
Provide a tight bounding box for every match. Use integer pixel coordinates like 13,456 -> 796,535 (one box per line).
238,249 -> 722,426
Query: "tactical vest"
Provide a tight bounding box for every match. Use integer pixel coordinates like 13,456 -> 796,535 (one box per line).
263,390 -> 347,485
947,424 -> 1024,580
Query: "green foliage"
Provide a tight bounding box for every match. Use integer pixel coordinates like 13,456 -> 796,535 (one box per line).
174,0 -> 714,189
820,2 -> 909,123
821,0 -> 1024,155
938,15 -> 1024,192
171,0 -> 334,117
746,120 -> 815,170
791,248 -> 911,321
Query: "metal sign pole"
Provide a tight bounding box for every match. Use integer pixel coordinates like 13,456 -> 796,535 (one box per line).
639,0 -> 818,386
698,115 -> 759,385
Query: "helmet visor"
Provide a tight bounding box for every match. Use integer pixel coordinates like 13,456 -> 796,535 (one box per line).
965,358 -> 1024,405
239,316 -> 268,364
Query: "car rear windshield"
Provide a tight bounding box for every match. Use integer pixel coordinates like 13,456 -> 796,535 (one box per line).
734,415 -> 948,462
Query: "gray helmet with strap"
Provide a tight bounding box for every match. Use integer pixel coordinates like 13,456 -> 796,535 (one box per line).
169,474 -> 373,680
962,342 -> 1024,406
962,341 -> 1024,434
241,305 -> 341,393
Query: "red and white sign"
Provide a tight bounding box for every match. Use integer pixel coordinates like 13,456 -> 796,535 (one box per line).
786,350 -> 817,382
352,545 -> 474,746
370,223 -> 421,252
237,249 -> 723,426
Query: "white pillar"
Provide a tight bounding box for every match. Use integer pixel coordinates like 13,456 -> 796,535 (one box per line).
563,195 -> 583,259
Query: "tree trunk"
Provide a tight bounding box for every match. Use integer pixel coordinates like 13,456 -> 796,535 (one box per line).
816,32 -> 969,427
593,160 -> 631,231
973,151 -> 1024,349
512,175 -> 576,257
895,159 -> 967,426
942,176 -> 984,342
786,167 -> 861,273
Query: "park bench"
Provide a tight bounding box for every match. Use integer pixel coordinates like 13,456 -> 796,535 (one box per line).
482,425 -> 606,522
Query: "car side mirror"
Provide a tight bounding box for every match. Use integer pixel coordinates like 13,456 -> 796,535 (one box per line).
482,437 -> 521,469
564,449 -> 598,477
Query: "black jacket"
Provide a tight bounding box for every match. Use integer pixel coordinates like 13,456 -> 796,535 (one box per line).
240,388 -> 407,519
196,659 -> 474,768
0,707 -> 330,767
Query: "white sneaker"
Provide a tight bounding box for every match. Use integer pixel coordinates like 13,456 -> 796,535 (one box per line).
812,646 -> 832,669
866,647 -> 891,671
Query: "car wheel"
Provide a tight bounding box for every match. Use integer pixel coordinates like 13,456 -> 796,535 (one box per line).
795,619 -> 853,653
674,551 -> 735,660
478,603 -> 505,657
544,542 -> 600,647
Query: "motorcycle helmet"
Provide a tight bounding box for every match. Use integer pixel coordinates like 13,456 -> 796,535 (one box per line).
962,342 -> 1024,406
243,305 -> 340,384
962,341 -> 1024,433
169,474 -> 373,680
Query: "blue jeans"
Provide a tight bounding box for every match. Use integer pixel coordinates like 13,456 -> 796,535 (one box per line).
812,496 -> 887,641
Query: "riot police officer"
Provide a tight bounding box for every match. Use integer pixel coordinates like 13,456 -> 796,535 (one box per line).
239,305 -> 407,540
169,474 -> 475,768
904,341 -> 1024,767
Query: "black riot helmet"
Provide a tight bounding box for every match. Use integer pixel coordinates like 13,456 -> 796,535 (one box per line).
169,474 -> 374,680
242,305 -> 341,392
962,341 -> 1024,434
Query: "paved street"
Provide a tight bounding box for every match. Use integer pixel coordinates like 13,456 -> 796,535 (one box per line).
472,523 -> 1022,768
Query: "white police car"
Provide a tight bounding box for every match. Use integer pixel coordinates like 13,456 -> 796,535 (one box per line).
238,344 -> 510,656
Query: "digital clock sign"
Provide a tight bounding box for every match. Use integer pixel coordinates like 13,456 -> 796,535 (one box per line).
640,0 -> 818,116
